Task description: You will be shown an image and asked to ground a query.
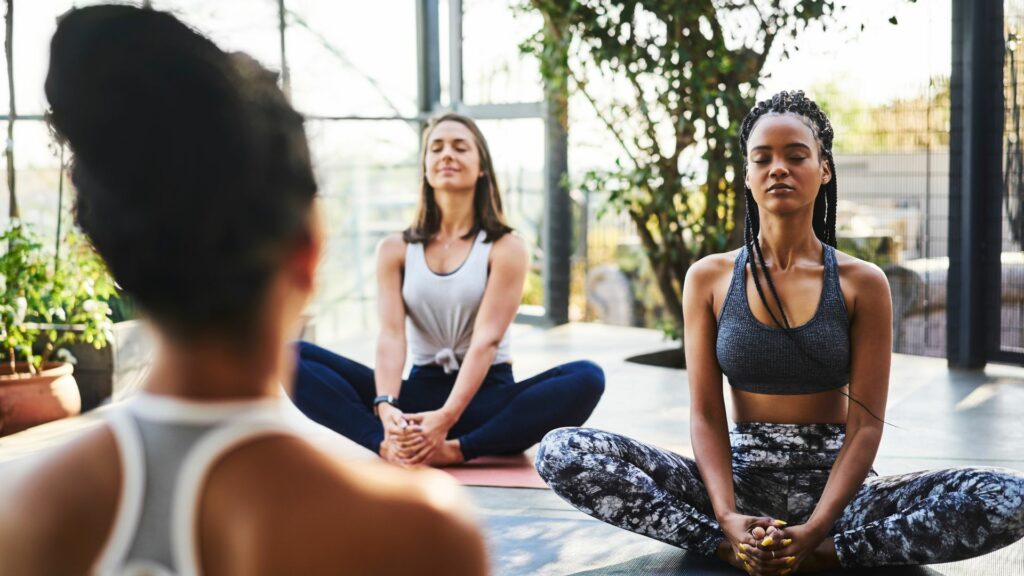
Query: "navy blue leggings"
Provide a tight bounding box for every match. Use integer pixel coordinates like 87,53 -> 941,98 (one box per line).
291,341 -> 605,460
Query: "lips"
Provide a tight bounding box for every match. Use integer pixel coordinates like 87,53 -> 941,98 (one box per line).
768,184 -> 794,192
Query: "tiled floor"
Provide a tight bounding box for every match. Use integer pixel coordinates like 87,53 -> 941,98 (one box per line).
2,322 -> 1022,575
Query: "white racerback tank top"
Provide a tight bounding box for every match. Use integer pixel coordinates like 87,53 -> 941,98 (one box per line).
91,393 -> 294,576
402,230 -> 511,373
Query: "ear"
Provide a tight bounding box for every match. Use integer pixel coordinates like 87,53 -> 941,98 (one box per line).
820,158 -> 832,185
290,206 -> 323,295
744,166 -> 752,190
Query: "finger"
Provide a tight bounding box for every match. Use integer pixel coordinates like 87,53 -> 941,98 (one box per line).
736,543 -> 768,566
393,436 -> 421,450
406,445 -> 435,466
756,548 -> 796,569
404,413 -> 425,424
774,541 -> 797,557
751,526 -> 767,540
397,436 -> 427,450
762,527 -> 787,550
735,543 -> 757,565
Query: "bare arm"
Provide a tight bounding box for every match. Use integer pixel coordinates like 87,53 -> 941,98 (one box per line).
804,261 -> 892,536
440,234 -> 529,421
683,258 -> 736,520
0,426 -> 120,576
374,234 -> 407,399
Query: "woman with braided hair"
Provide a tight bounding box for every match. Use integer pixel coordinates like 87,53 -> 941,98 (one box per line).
536,91 -> 1024,574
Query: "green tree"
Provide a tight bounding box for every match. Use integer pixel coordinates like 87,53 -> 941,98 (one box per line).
523,1 -> 844,340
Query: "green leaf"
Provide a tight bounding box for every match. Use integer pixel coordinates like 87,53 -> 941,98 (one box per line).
522,0 -> 839,340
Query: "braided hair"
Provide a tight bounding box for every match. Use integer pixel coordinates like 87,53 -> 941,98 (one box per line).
738,91 -> 891,425
739,90 -> 837,330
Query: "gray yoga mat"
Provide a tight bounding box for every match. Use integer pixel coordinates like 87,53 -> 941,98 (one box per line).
571,542 -> 1023,576
484,513 -> 1024,576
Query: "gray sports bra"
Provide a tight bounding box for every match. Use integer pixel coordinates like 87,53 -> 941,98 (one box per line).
715,245 -> 850,395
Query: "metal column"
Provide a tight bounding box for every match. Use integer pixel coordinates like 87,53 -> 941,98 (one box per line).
543,100 -> 570,325
948,0 -> 1004,369
416,0 -> 441,116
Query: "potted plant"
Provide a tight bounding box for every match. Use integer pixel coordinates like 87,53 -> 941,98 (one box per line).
0,220 -> 115,436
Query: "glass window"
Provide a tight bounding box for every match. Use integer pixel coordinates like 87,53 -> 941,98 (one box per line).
461,0 -> 543,105
285,0 -> 418,118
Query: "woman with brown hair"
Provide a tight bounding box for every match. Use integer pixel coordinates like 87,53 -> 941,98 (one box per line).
292,113 -> 605,466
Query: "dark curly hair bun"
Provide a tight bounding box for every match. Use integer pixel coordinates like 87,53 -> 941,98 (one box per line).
46,5 -> 317,340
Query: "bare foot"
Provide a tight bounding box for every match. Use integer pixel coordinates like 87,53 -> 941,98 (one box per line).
426,440 -> 465,467
379,438 -> 412,466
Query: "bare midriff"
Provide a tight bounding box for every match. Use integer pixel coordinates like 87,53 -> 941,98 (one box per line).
730,386 -> 849,424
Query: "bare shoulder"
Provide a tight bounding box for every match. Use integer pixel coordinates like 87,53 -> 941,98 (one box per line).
684,249 -> 740,295
833,249 -> 890,296
0,422 -> 121,575
833,250 -> 891,322
377,232 -> 407,262
201,435 -> 486,575
490,231 -> 528,263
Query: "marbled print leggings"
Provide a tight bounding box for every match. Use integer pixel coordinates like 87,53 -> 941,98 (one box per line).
535,424 -> 1024,568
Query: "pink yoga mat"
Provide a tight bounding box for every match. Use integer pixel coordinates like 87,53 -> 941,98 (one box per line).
441,453 -> 549,489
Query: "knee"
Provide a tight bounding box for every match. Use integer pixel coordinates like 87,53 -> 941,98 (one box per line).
564,360 -> 606,402
535,427 -> 587,480
297,340 -> 325,360
967,467 -> 1024,529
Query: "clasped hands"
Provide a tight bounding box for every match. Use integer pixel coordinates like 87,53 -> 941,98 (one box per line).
720,512 -> 828,575
377,403 -> 454,466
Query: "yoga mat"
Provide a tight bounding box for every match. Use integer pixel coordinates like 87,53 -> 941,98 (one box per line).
569,540 -> 1024,576
483,511 -> 1024,576
442,453 -> 549,489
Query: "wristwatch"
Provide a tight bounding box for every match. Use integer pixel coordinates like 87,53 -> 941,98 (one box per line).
372,394 -> 400,416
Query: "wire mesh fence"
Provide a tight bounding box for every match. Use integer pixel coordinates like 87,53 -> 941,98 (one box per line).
1001,0 -> 1024,358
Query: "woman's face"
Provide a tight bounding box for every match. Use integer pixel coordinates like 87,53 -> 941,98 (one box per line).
744,114 -> 831,216
424,120 -> 483,193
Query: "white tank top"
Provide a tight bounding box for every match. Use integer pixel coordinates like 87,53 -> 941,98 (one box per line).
402,230 -> 512,373
92,393 -> 293,576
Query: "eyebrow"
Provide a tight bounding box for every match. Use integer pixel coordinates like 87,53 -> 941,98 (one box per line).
430,137 -> 470,145
750,143 -> 812,152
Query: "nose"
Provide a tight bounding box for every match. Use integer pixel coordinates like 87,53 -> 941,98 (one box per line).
769,161 -> 789,179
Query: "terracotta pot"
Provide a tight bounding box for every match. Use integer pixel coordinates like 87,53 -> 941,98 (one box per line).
0,362 -> 82,437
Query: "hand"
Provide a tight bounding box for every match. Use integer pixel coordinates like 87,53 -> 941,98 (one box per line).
401,409 -> 457,465
718,513 -> 794,575
377,403 -> 417,463
765,522 -> 830,574
377,402 -> 408,437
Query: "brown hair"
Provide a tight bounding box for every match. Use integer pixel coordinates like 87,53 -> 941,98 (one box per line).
403,113 -> 513,244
